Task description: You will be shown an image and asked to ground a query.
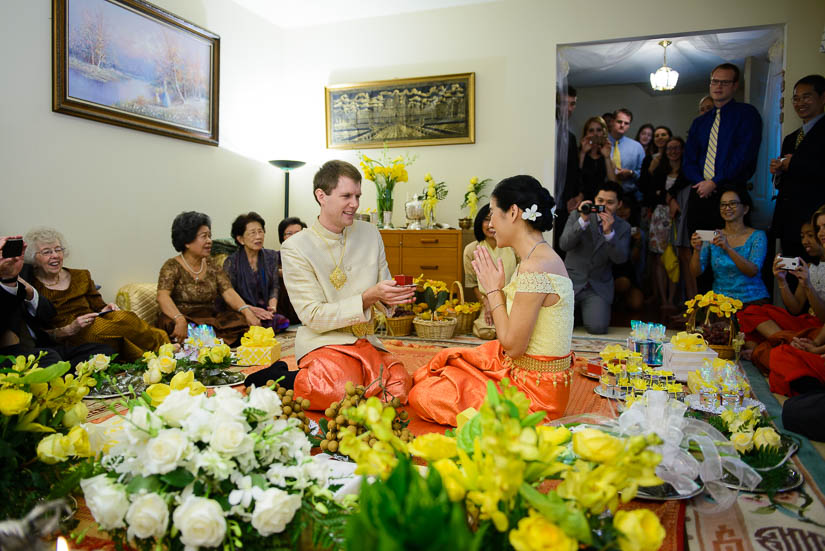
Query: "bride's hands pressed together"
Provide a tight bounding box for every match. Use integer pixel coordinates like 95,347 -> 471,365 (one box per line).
472,245 -> 505,297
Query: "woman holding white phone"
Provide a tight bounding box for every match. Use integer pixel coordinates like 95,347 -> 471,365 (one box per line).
689,186 -> 769,305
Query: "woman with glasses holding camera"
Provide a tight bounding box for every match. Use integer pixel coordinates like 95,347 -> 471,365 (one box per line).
576,116 -> 618,205
23,227 -> 169,361
688,186 -> 769,306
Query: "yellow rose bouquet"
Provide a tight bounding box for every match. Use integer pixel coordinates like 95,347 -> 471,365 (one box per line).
340,379 -> 666,551
0,353 -> 95,518
684,291 -> 743,351
461,177 -> 492,218
706,405 -> 798,493
359,147 -> 416,228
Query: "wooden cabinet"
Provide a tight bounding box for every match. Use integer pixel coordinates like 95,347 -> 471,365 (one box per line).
380,229 -> 463,285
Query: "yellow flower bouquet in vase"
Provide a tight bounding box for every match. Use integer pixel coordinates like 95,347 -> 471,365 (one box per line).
459,176 -> 492,228
684,291 -> 743,359
422,173 -> 449,229
359,148 -> 415,228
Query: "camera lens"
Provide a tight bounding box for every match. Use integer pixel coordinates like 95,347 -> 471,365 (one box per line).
580,203 -> 592,214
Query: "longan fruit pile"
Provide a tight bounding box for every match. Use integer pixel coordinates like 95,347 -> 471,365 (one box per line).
319,381 -> 412,454
268,381 -> 312,434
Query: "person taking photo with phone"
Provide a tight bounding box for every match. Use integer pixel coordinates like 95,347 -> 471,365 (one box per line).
689,186 -> 768,306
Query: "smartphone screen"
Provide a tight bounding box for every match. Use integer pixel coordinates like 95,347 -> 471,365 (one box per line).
1,239 -> 23,258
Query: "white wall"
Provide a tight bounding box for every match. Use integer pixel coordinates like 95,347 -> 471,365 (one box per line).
2,0 -> 824,297
0,0 -> 287,298
569,85 -> 709,143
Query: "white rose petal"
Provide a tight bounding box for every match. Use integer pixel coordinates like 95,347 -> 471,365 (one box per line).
209,387 -> 248,419
173,496 -> 227,549
89,354 -> 111,372
194,449 -> 235,480
80,474 -> 130,530
180,407 -> 215,443
247,386 -> 283,419
251,488 -> 302,536
142,428 -> 189,475
155,389 -> 204,427
211,420 -> 254,457
126,492 -> 169,540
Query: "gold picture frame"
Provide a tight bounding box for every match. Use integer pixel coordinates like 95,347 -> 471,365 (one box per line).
53,0 -> 220,146
325,72 -> 475,149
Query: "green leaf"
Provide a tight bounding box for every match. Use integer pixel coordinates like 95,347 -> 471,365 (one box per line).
16,362 -> 72,384
503,399 -> 520,419
250,473 -> 267,489
752,505 -> 776,515
160,468 -> 195,488
456,413 -> 482,454
319,417 -> 329,434
519,483 -> 592,545
126,475 -> 163,494
521,411 -> 547,427
486,381 -> 500,408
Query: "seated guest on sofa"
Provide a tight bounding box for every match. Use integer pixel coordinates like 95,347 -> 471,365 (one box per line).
689,186 -> 769,306
276,217 -> 307,325
463,203 -> 518,339
1,235 -> 113,367
23,227 -> 168,362
223,212 -> 289,332
157,211 -> 259,345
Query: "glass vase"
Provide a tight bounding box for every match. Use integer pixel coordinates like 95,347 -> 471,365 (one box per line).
376,181 -> 395,228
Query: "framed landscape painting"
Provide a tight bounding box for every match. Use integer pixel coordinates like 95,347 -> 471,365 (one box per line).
52,0 -> 220,145
325,73 -> 475,149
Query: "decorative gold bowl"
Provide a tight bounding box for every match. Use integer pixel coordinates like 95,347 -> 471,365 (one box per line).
458,217 -> 472,229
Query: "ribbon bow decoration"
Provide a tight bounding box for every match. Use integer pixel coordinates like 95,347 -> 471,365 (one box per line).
241,326 -> 277,347
670,331 -> 707,352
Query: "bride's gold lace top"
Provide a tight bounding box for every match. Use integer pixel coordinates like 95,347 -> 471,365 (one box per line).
503,270 -> 574,357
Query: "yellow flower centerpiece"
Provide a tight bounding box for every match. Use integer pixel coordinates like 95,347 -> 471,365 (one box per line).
684,291 -> 743,358
0,353 -> 95,518
359,148 -> 415,228
412,275 -> 458,338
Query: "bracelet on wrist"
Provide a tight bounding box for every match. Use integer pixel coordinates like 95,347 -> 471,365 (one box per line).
485,288 -> 502,296
490,303 -> 505,314
238,305 -> 251,313
173,313 -> 184,321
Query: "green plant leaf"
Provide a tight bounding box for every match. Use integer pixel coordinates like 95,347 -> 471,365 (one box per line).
126,475 -> 163,494
456,413 -> 482,454
15,362 -> 72,384
519,483 -> 591,545
160,468 -> 195,488
521,411 -> 547,427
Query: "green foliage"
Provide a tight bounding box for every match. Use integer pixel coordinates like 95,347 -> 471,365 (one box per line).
519,484 -> 591,545
344,455 -> 483,551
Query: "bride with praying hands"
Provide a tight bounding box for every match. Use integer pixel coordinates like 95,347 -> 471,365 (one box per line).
408,175 -> 575,426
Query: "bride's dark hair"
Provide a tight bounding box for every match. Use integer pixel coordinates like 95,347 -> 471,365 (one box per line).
490,175 -> 555,232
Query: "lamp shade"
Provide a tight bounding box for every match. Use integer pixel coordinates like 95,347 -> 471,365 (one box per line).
650,66 -> 679,91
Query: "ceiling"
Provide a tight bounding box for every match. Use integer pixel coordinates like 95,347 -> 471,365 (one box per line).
231,0 -> 497,28
565,28 -> 781,94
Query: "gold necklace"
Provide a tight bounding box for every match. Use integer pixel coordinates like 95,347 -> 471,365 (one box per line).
311,226 -> 348,289
179,254 -> 206,282
41,269 -> 62,287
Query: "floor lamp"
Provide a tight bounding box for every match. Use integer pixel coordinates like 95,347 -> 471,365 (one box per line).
268,160 -> 306,218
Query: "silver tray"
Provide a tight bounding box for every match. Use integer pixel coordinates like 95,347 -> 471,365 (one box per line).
636,480 -> 704,501
594,386 -> 626,400
722,466 -> 804,494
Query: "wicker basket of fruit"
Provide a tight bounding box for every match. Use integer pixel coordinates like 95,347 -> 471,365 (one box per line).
684,291 -> 742,360
448,281 -> 481,334
412,277 -> 458,339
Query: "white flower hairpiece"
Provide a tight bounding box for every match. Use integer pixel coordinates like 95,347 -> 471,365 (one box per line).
522,204 -> 542,222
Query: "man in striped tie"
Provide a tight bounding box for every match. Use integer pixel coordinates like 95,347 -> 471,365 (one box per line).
769,74 -> 825,260
684,63 -> 762,249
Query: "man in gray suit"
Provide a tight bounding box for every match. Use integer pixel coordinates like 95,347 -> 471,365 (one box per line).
560,181 -> 631,334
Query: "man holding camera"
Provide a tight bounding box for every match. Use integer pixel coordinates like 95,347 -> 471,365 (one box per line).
560,182 -> 631,334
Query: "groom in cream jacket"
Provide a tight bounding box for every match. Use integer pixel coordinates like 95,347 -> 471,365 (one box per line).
280,160 -> 415,410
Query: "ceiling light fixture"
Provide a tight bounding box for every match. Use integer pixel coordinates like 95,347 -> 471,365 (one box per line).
650,40 -> 679,91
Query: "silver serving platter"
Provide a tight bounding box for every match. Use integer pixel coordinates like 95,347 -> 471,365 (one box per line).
722,466 -> 804,494
636,480 -> 704,501
594,386 -> 627,400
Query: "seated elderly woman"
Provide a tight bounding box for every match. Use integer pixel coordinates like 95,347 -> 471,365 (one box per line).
223,212 -> 289,332
157,211 -> 259,345
23,227 -> 168,361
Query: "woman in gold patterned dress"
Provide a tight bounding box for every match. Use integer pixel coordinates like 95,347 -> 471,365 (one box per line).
409,176 -> 575,425
24,227 -> 169,362
157,211 -> 260,345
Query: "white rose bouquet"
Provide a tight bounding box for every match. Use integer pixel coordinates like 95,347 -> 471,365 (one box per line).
78,384 -> 353,551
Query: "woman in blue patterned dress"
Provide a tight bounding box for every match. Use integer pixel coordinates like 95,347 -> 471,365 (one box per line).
688,186 -> 769,306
